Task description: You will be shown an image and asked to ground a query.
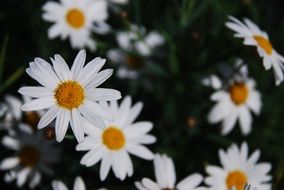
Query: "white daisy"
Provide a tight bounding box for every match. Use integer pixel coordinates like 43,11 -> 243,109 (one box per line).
226,16 -> 284,85
42,0 -> 108,51
76,96 -> 156,181
18,50 -> 121,142
107,24 -> 164,79
52,176 -> 86,190
207,63 -> 262,135
0,95 -> 22,132
205,142 -> 272,190
0,125 -> 60,189
135,154 -> 206,190
0,95 -> 44,134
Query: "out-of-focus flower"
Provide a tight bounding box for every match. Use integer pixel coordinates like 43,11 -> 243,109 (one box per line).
0,95 -> 44,134
205,142 -> 272,190
77,96 -> 156,181
52,176 -> 86,190
18,50 -> 121,142
226,16 -> 284,85
42,0 -> 108,51
0,125 -> 60,189
107,24 -> 164,79
207,62 -> 261,135
135,154 -> 206,190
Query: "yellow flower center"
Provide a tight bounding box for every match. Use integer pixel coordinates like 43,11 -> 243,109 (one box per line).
126,55 -> 144,70
18,145 -> 40,167
253,35 -> 273,55
229,82 -> 249,105
102,127 -> 125,150
54,81 -> 85,110
66,8 -> 85,29
226,170 -> 248,190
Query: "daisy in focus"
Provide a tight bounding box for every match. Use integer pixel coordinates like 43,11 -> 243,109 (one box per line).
52,176 -> 86,190
18,50 -> 121,142
205,142 -> 272,190
0,125 -> 60,189
135,154 -> 206,190
76,96 -> 156,181
207,62 -> 262,135
42,0 -> 108,51
107,24 -> 164,79
226,16 -> 284,85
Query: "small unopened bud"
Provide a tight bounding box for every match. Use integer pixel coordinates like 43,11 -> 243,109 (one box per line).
44,127 -> 55,140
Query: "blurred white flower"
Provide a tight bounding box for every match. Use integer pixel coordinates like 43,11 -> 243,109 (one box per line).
205,142 -> 272,190
52,176 -> 86,190
107,24 -> 164,79
77,96 -> 156,181
135,154 -> 206,190
207,63 -> 261,135
0,125 -> 60,189
18,50 -> 121,142
226,16 -> 284,85
42,0 -> 109,51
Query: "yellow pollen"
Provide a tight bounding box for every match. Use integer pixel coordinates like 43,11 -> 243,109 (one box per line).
54,81 -> 85,110
229,82 -> 249,105
126,55 -> 144,70
66,8 -> 85,28
226,170 -> 248,190
102,127 -> 125,150
253,35 -> 273,55
18,146 -> 40,167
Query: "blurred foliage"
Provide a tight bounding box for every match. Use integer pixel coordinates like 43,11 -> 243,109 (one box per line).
0,0 -> 284,189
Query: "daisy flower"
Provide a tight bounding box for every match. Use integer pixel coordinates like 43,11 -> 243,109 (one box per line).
42,0 -> 108,51
0,95 -> 44,134
207,62 -> 261,135
18,50 -> 121,142
135,154 -> 206,190
205,142 -> 272,190
226,16 -> 284,85
107,24 -> 164,79
0,125 -> 60,189
52,176 -> 86,190
76,96 -> 156,181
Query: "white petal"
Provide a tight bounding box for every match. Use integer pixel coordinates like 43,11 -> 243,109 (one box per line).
126,101 -> 143,125
0,157 -> 19,170
70,109 -> 84,143
100,155 -> 111,181
55,110 -> 70,142
18,87 -> 53,98
238,106 -> 252,135
221,109 -> 238,135
38,106 -> 59,129
176,173 -> 203,190
80,148 -> 105,167
86,88 -> 121,101
29,172 -> 41,189
17,168 -> 31,187
52,180 -> 68,190
126,144 -> 154,160
74,176 -> 86,190
2,136 -> 20,150
85,69 -> 113,89
21,97 -> 55,111
71,50 -> 86,80
79,105 -> 105,128
4,95 -> 22,120
141,178 -> 160,190
84,100 -> 113,121
52,54 -> 72,81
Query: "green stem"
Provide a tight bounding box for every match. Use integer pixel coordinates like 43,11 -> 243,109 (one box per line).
0,35 -> 9,85
0,66 -> 25,94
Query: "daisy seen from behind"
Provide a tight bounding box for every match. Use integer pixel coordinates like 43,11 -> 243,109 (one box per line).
135,154 -> 206,190
107,24 -> 164,79
0,125 -> 60,189
76,96 -> 156,181
205,142 -> 272,190
18,50 -> 121,142
42,0 -> 108,51
226,16 -> 284,85
207,62 -> 262,135
52,176 -> 86,190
